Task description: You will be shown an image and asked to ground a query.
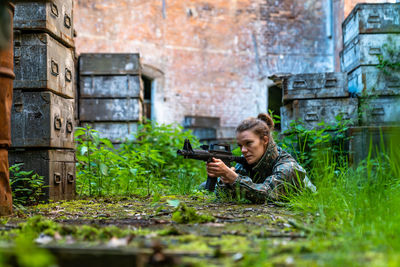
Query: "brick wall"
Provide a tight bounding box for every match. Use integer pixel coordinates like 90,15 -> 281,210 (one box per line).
73,0 -> 347,138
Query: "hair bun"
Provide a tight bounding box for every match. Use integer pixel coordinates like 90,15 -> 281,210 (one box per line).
257,113 -> 274,130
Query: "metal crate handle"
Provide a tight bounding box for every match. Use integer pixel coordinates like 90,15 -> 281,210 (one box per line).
369,47 -> 382,55
64,14 -> 72,29
367,14 -> 380,24
66,120 -> 73,133
371,107 -> 385,116
65,68 -> 72,82
67,173 -> 75,183
54,115 -> 62,130
51,3 -> 59,17
51,60 -> 59,76
293,80 -> 307,89
305,113 -> 319,122
324,79 -> 337,88
14,31 -> 21,65
14,101 -> 23,113
54,172 -> 62,184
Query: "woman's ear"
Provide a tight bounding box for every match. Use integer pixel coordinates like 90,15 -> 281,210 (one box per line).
263,136 -> 269,146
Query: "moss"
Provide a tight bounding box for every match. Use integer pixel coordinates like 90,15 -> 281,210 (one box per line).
19,216 -> 61,236
158,226 -> 183,236
171,203 -> 215,224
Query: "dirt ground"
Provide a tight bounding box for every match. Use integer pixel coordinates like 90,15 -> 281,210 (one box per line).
1,196 -> 316,266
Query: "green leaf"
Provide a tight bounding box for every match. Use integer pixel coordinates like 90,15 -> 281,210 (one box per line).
74,129 -> 86,137
100,163 -> 108,176
81,146 -> 88,155
167,199 -> 180,208
101,138 -> 114,149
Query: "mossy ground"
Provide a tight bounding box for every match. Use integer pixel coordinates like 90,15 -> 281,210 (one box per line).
0,195 -> 380,266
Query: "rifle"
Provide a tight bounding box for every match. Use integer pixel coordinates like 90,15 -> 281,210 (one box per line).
177,139 -> 247,191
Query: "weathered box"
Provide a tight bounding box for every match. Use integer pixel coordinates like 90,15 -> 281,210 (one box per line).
280,98 -> 359,132
78,53 -> 144,142
343,3 -> 400,48
348,66 -> 400,96
340,34 -> 400,73
79,54 -> 141,75
13,32 -> 75,99
79,75 -> 143,99
183,116 -> 220,128
189,128 -> 217,142
359,96 -> 400,126
348,126 -> 400,165
11,91 -> 75,149
79,99 -> 142,122
13,0 -> 74,48
282,72 -> 348,101
83,122 -> 139,143
8,149 -> 76,201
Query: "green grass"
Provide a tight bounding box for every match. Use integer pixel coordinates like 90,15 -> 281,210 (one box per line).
275,132 -> 400,265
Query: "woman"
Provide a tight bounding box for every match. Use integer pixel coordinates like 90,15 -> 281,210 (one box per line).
207,113 -> 315,203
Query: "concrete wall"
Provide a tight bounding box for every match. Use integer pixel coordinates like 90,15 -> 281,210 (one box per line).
73,0 -> 395,138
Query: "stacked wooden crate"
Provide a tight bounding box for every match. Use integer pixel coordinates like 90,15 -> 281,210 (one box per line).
183,116 -> 220,142
78,54 -> 143,144
340,3 -> 400,164
280,72 -> 358,132
9,0 -> 76,200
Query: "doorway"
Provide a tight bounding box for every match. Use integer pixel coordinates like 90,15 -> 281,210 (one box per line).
142,75 -> 153,121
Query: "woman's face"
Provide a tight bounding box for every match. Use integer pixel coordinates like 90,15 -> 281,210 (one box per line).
236,130 -> 268,165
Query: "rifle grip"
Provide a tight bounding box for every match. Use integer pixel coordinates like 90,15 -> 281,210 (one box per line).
205,175 -> 217,192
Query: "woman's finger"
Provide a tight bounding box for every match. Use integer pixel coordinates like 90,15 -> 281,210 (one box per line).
207,162 -> 220,167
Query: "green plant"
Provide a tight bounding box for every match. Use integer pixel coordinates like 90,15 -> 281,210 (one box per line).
75,125 -> 104,196
376,36 -> 400,75
276,115 -> 352,175
9,163 -> 46,206
75,122 -> 206,197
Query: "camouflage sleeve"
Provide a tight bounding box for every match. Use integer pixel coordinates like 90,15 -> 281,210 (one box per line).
236,161 -> 307,202
217,161 -> 307,203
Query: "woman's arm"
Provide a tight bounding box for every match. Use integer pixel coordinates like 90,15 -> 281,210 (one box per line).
206,158 -> 238,181
219,161 -> 307,203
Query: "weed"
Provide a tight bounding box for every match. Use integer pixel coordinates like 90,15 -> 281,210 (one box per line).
171,203 -> 215,224
9,163 -> 46,207
275,115 -> 352,176
75,122 -> 206,197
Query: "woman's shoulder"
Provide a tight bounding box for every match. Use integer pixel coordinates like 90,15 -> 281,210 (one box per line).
276,146 -> 296,161
274,146 -> 306,171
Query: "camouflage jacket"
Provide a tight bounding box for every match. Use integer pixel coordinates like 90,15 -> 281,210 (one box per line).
216,140 -> 315,203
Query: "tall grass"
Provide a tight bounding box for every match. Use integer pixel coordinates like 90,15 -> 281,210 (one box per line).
287,130 -> 400,263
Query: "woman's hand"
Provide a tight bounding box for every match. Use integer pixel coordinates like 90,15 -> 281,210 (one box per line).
206,158 -> 238,184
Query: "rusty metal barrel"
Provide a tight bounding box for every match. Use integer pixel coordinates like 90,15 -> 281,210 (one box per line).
0,2 -> 14,216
